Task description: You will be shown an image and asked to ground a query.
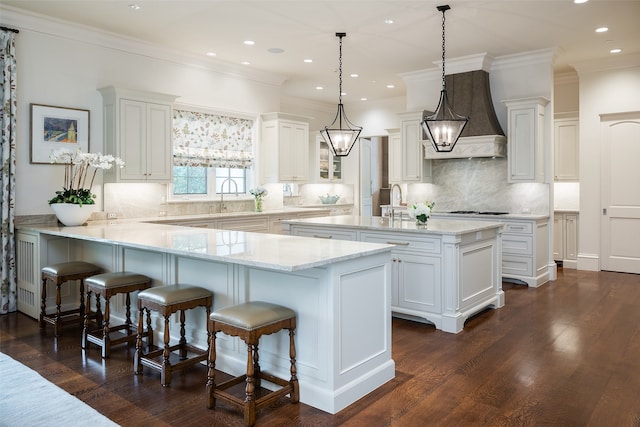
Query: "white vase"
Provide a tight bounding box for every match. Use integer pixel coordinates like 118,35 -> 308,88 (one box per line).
51,203 -> 95,226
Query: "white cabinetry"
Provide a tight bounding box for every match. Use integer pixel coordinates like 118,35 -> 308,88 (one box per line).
260,113 -> 310,183
389,112 -> 431,184
553,211 -> 579,268
386,128 -> 402,184
554,118 -> 579,181
99,87 -> 177,182
317,137 -> 342,181
360,232 -> 441,315
504,97 -> 549,183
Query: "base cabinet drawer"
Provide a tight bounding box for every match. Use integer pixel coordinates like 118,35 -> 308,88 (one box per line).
290,226 -> 357,241
502,235 -> 533,255
502,255 -> 534,276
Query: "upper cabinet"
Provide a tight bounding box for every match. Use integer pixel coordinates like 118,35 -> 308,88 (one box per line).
99,87 -> 177,183
398,112 -> 432,183
554,118 -> 579,181
317,137 -> 342,181
386,128 -> 402,184
260,113 -> 310,183
504,97 -> 549,183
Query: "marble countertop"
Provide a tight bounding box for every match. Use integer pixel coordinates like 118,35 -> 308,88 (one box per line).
282,215 -> 503,235
141,207 -> 333,224
430,212 -> 549,220
19,222 -> 393,272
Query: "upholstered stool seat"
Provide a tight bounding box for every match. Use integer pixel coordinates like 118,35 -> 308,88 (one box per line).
207,301 -> 299,427
134,284 -> 213,387
40,261 -> 102,336
81,272 -> 152,358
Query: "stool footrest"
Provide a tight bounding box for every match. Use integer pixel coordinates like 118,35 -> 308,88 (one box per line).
85,326 -> 145,348
213,372 -> 295,409
139,344 -> 207,371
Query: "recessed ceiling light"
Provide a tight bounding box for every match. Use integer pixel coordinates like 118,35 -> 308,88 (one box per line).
610,48 -> 622,53
241,61 -> 251,65
574,0 -> 588,3
304,59 -> 313,63
315,86 -> 323,90
268,47 -> 285,54
350,73 -> 359,78
386,85 -> 395,89
384,19 -> 394,25
341,92 -> 347,96
595,27 -> 608,33
206,52 -> 217,57
243,40 -> 255,46
128,4 -> 140,10
360,97 -> 368,101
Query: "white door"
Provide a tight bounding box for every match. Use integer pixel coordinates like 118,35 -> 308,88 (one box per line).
601,112 -> 640,273
360,138 -> 373,217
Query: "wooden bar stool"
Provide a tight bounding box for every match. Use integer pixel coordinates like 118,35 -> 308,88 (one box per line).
134,284 -> 213,387
207,301 -> 299,427
40,261 -> 102,336
82,272 -> 152,358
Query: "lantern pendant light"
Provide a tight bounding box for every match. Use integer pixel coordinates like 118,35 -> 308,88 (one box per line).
320,32 -> 362,157
421,5 -> 469,152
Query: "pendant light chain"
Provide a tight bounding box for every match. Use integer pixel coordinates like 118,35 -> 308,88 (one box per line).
338,34 -> 344,105
440,8 -> 446,89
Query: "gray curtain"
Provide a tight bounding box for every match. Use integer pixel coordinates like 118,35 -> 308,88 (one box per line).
0,29 -> 17,314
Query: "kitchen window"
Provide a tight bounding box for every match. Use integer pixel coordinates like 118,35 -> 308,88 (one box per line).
170,106 -> 254,200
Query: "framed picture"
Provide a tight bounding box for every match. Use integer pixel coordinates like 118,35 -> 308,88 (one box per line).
30,104 -> 90,164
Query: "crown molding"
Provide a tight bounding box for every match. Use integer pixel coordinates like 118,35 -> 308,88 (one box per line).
572,52 -> 640,75
0,5 -> 286,87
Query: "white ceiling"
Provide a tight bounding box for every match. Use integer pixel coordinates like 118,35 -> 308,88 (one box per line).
3,0 -> 639,104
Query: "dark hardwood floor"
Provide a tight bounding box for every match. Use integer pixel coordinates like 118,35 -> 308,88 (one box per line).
2,268 -> 640,426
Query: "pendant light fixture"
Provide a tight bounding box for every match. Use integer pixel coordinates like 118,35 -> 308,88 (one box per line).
320,32 -> 362,157
421,5 -> 469,152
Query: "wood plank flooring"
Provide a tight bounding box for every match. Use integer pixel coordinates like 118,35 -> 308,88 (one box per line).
2,268 -> 640,426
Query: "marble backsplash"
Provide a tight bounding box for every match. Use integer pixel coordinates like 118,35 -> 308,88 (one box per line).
406,158 -> 550,215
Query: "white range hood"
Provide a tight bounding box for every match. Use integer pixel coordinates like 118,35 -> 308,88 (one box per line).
422,68 -> 506,159
423,134 -> 506,159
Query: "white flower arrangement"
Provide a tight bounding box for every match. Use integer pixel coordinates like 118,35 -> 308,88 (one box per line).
249,187 -> 268,199
408,201 -> 435,223
48,148 -> 124,206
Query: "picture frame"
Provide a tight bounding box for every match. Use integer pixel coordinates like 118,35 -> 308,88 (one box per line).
30,104 -> 90,164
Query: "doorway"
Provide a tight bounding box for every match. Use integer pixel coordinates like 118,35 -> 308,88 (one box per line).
600,112 -> 640,273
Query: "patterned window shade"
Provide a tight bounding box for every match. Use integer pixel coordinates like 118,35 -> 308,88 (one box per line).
173,109 -> 254,169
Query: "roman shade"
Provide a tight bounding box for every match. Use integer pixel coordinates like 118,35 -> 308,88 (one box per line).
173,109 -> 254,169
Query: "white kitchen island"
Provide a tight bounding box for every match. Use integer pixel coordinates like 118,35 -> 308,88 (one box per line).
15,221 -> 394,414
283,215 -> 505,334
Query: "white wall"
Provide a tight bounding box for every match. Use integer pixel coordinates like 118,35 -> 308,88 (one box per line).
11,21 -> 288,216
574,53 -> 640,270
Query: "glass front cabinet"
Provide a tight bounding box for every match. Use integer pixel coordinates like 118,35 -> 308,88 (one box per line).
318,137 -> 342,181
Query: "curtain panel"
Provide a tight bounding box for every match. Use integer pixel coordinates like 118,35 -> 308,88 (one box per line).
0,29 -> 17,314
173,109 -> 254,169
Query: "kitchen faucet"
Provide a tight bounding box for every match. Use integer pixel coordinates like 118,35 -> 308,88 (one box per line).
390,183 -> 403,219
219,178 -> 239,213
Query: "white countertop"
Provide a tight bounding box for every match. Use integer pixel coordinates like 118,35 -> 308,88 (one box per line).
431,212 -> 549,220
282,215 -> 503,235
19,222 -> 392,272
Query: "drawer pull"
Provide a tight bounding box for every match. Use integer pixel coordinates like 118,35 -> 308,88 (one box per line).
509,226 -> 526,231
386,241 -> 410,246
313,234 -> 333,239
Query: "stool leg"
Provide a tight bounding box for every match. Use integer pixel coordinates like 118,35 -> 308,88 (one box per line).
179,310 -> 187,360
289,328 -> 299,404
253,343 -> 261,389
134,307 -> 145,375
94,294 -> 103,336
39,277 -> 47,329
146,309 -> 153,348
124,293 -> 132,336
102,296 -> 111,358
244,342 -> 256,427
206,330 -> 217,409
79,279 -> 86,318
161,315 -> 172,387
54,282 -> 63,336
81,292 -> 95,349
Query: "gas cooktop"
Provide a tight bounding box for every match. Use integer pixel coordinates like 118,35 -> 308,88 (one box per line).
448,210 -> 510,215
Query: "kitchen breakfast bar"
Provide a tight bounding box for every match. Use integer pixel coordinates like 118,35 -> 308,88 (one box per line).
16,215 -> 504,413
